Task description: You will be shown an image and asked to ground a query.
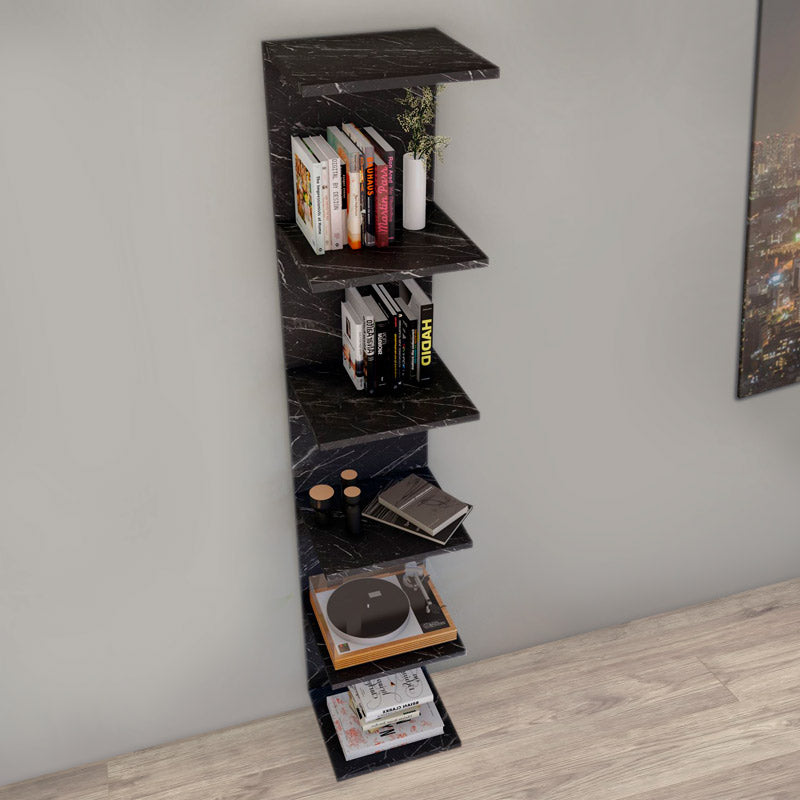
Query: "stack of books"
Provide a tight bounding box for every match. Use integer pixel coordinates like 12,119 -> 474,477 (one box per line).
291,123 -> 395,255
362,473 -> 472,546
341,278 -> 433,393
327,668 -> 444,761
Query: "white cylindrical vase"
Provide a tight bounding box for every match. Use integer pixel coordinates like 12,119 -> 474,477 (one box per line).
402,152 -> 427,230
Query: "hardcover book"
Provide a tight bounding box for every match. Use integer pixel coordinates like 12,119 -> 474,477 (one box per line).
341,299 -> 364,390
398,279 -> 433,383
290,135 -> 325,255
362,492 -> 471,546
326,126 -> 362,249
362,294 -> 389,391
327,691 -> 444,761
349,697 -> 421,733
377,473 -> 469,536
342,123 -> 375,246
364,125 -> 395,242
345,287 -> 376,393
302,137 -> 331,251
309,135 -> 345,250
370,284 -> 402,389
373,153 -> 389,247
349,667 -> 434,723
395,296 -> 418,383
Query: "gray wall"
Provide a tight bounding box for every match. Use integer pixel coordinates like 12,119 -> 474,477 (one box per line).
1,0 -> 789,787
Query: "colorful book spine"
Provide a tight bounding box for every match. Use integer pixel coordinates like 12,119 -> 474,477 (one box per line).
290,135 -> 324,255
373,154 -> 389,247
303,137 -> 330,251
364,126 -> 395,242
399,279 -> 433,383
342,123 -> 375,247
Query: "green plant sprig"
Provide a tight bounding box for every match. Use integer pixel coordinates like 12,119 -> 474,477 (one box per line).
397,86 -> 451,172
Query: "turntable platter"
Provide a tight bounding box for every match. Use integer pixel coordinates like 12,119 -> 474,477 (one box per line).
326,577 -> 411,644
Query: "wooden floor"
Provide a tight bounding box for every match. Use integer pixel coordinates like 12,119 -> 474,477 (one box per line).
5,579 -> 800,799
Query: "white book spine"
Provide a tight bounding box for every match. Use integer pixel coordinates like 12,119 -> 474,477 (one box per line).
318,158 -> 330,251
328,156 -> 344,250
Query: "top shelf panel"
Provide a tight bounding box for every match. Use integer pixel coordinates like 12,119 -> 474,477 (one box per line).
263,27 -> 499,98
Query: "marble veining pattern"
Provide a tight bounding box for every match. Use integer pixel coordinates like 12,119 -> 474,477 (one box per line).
287,354 -> 480,451
295,466 -> 473,576
277,203 -> 488,294
265,28 -> 498,97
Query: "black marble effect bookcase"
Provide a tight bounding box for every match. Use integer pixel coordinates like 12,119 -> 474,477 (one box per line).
261,28 -> 498,781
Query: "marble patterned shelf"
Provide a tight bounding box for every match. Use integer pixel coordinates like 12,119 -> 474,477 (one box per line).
311,667 -> 461,781
263,27 -> 499,98
303,595 -> 467,691
276,202 -> 488,294
288,353 -> 480,451
296,467 -> 473,577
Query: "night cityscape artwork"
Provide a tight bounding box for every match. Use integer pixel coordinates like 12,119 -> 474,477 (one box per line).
739,0 -> 800,397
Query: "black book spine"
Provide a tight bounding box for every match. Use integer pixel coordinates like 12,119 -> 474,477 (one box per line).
364,312 -> 377,394
418,301 -> 433,384
374,314 -> 390,390
370,286 -> 400,390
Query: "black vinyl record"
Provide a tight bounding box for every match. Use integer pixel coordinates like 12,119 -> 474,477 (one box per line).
326,578 -> 411,643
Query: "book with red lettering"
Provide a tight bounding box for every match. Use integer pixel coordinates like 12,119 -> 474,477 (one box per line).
342,123 -> 375,247
372,153 -> 389,247
364,126 -> 395,243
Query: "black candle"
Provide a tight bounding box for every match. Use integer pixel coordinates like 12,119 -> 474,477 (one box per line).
343,485 -> 363,540
308,484 -> 335,527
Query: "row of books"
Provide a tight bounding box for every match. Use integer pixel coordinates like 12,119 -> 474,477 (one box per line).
341,278 -> 433,393
327,668 -> 444,761
291,123 -> 396,255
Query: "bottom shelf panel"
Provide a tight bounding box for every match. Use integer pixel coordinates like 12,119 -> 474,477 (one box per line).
311,667 -> 461,782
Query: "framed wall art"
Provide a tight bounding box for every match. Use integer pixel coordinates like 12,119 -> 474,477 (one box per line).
738,0 -> 800,397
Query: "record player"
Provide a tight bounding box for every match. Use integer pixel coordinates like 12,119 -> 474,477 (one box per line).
309,562 -> 458,670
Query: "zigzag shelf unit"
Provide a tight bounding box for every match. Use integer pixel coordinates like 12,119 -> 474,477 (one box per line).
262,27 -> 498,781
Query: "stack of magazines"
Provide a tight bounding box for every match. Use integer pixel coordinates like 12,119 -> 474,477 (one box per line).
362,473 -> 472,546
327,668 -> 443,761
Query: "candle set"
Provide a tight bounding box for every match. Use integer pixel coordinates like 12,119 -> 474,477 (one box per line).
308,469 -> 363,540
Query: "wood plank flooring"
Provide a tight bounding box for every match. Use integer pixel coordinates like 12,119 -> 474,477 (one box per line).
4,578 -> 800,799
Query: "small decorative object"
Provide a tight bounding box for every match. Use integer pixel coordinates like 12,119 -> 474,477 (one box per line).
308,484 -> 335,527
343,485 -> 363,540
340,468 -> 358,490
397,86 -> 451,230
